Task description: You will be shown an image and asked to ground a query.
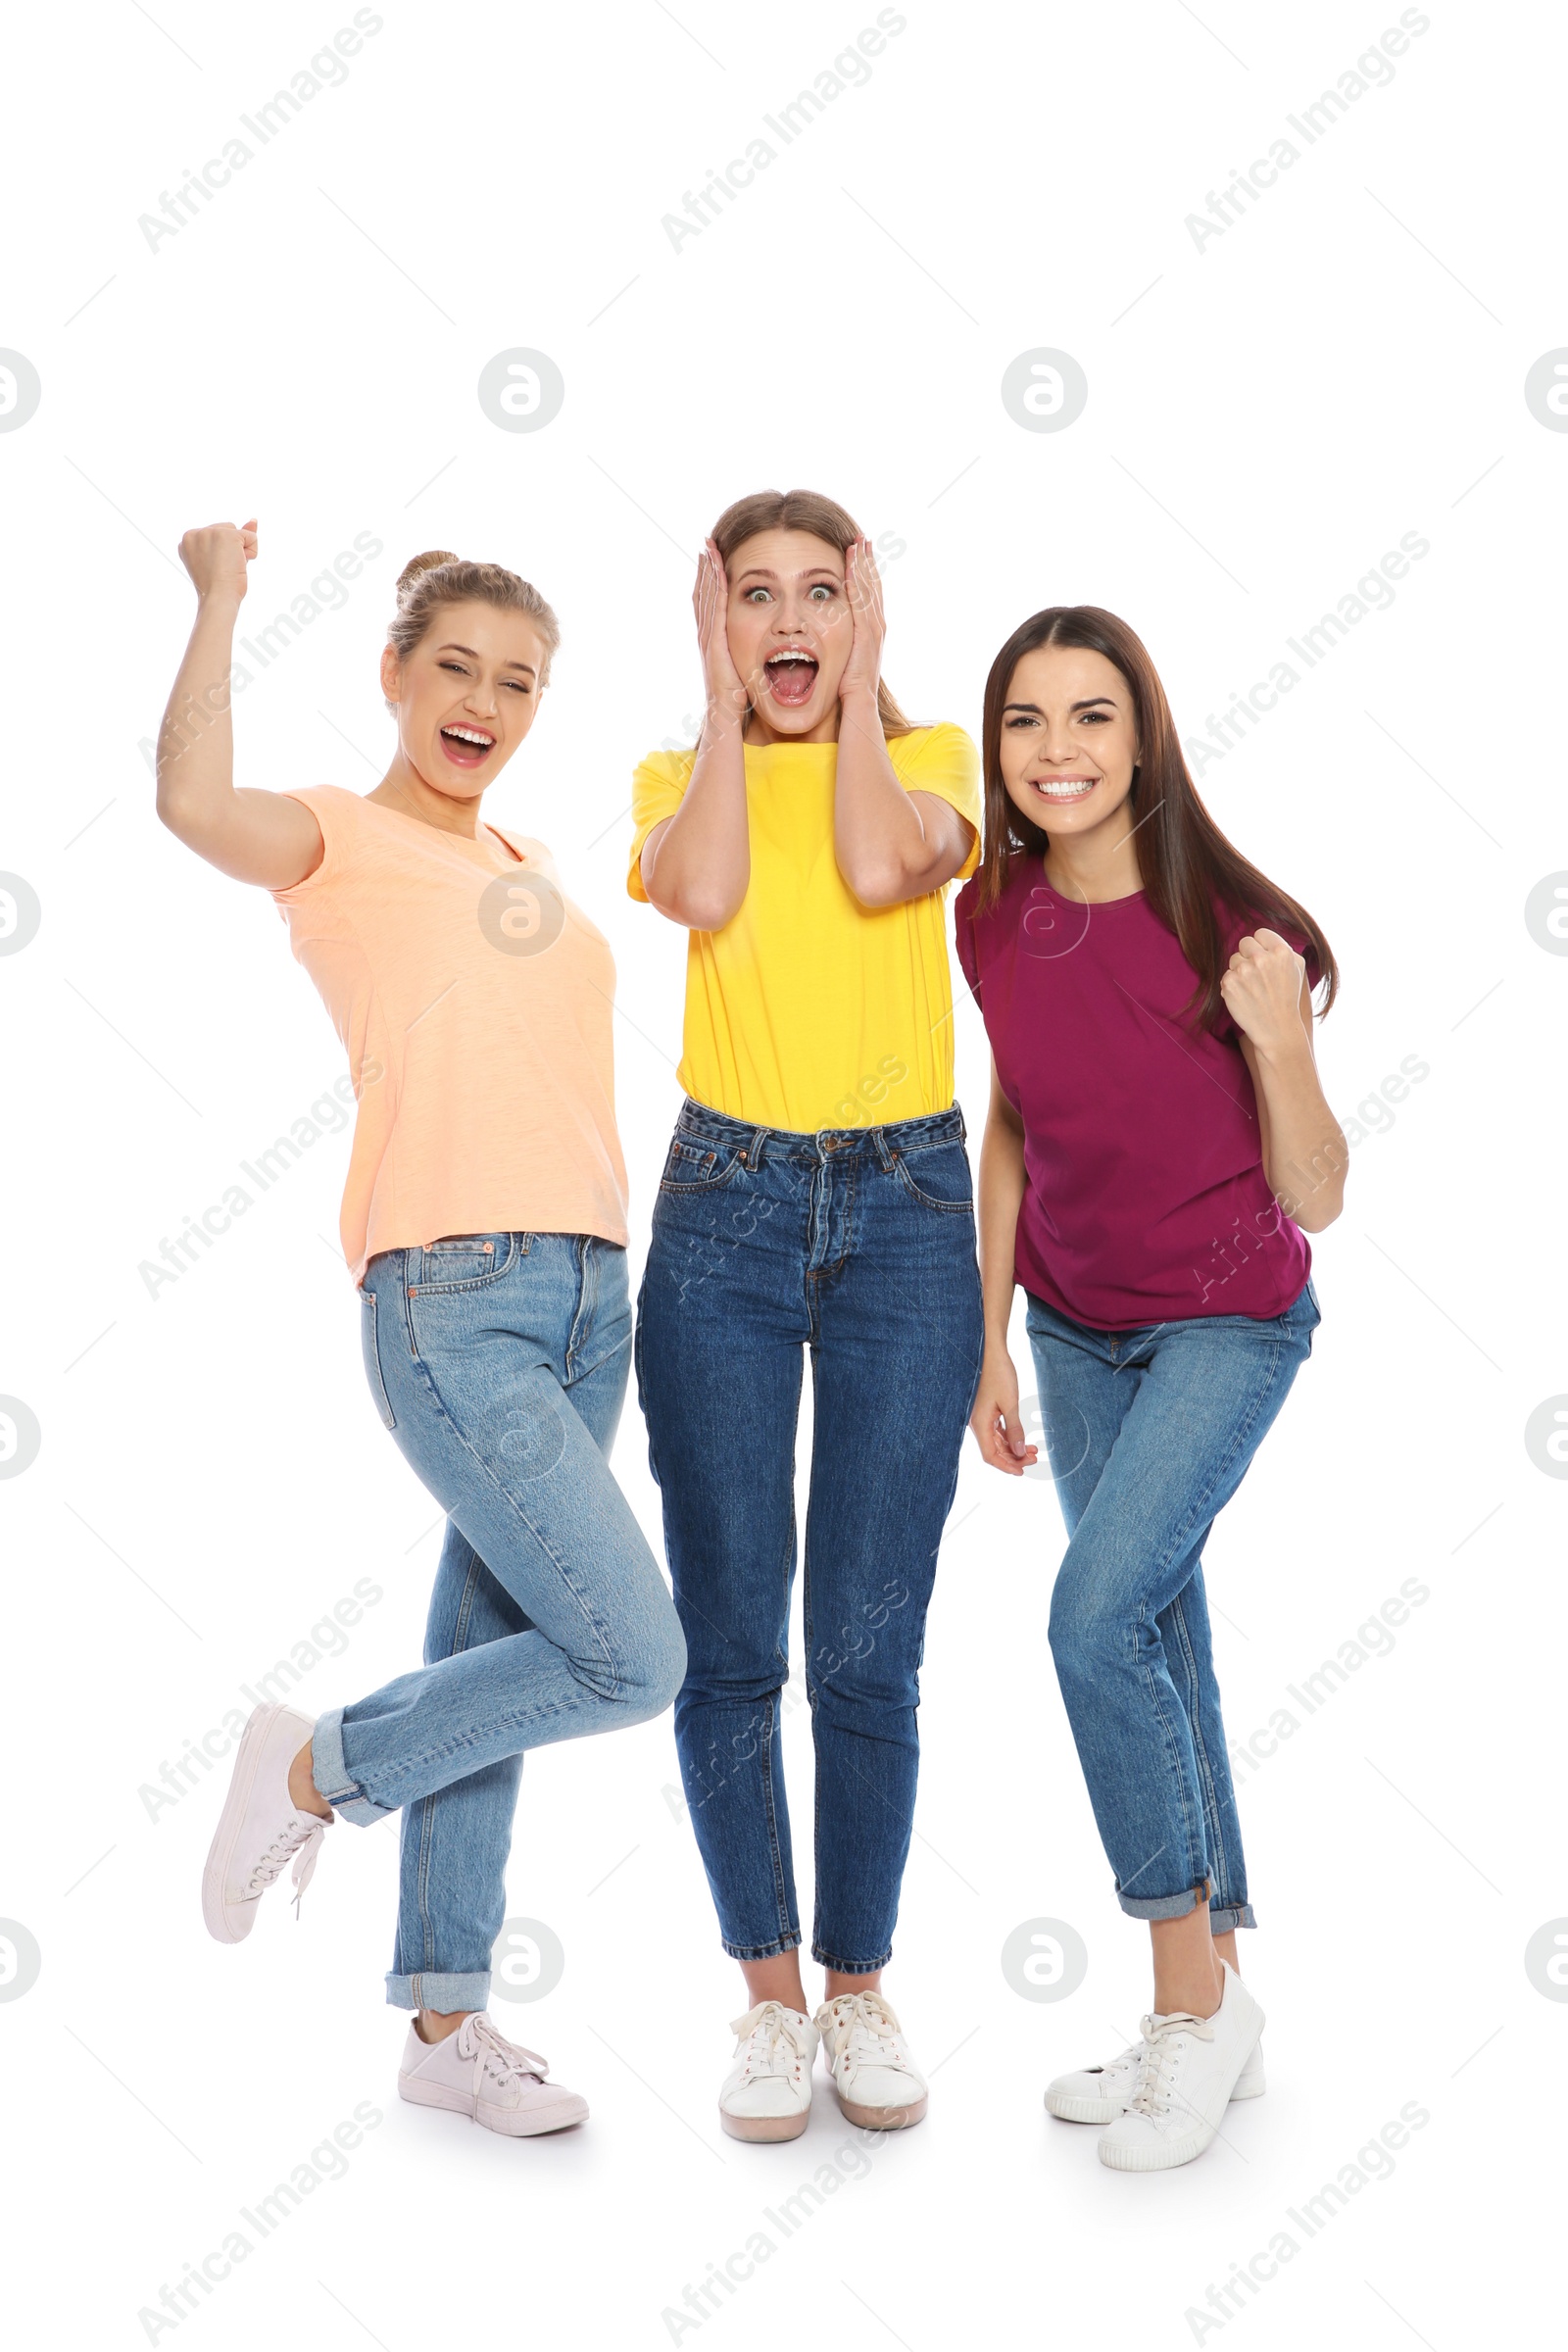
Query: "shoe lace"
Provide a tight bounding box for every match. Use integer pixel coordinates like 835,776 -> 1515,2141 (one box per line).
732,2002 -> 809,2077
1128,2010 -> 1213,2119
244,1814 -> 326,1918
822,1990 -> 902,2064
458,2013 -> 549,2087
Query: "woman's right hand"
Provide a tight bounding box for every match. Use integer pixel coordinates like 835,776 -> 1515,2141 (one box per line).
157,514 -> 323,891
968,1346 -> 1040,1476
178,518 -> 257,607
692,538 -> 747,722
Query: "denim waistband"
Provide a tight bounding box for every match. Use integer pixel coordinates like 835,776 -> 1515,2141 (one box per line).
675,1096 -> 966,1168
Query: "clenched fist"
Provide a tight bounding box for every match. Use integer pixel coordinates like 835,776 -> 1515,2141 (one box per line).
1219,927 -> 1309,1057
178,518 -> 258,607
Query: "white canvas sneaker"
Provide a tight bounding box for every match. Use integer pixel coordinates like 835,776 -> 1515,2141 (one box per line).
1047,2033 -> 1265,2124
398,2013 -> 589,2135
718,2001 -> 820,2142
202,1703 -> 329,1943
814,1990 -> 928,2131
1098,1961 -> 1265,2172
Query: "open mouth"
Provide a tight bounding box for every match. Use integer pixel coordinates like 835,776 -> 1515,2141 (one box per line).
761,648 -> 819,709
439,724 -> 496,770
1032,776 -> 1099,806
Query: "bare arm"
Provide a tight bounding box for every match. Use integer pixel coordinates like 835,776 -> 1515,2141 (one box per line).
832,541 -> 975,907
1225,932 -> 1348,1234
968,1057 -> 1041,1475
155,520 -> 323,891
639,543 -> 751,930
835,703 -> 976,906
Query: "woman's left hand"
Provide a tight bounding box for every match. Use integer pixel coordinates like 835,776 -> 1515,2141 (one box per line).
839,535 -> 885,707
1219,928 -> 1308,1057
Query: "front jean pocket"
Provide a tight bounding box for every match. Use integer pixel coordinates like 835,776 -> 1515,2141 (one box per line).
413,1233 -> 521,1293
659,1137 -> 746,1195
890,1140 -> 974,1214
360,1287 -> 397,1429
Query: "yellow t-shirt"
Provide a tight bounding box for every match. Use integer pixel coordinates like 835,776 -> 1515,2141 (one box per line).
627,723 -> 981,1133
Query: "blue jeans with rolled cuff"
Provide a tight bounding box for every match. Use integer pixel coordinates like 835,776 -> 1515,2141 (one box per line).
1024,1277 -> 1320,1932
311,1233 -> 685,2014
635,1099 -> 984,1977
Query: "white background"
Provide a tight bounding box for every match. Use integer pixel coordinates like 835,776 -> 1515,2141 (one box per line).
2,2 -> 1564,2345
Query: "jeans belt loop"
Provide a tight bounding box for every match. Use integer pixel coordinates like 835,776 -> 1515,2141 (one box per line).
745,1122 -> 769,1169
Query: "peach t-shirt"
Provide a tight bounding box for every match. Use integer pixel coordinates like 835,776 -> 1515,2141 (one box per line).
272,786 -> 628,1282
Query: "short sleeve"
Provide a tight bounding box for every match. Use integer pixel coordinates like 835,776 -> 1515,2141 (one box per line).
1215,905 -> 1322,1036
627,750 -> 697,903
269,786 -> 343,906
953,877 -> 982,1002
893,724 -> 982,882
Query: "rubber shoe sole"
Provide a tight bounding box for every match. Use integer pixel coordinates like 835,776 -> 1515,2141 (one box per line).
831,2086 -> 928,2131
1047,2043 -> 1265,2126
719,2102 -> 811,2143
1100,2119 -> 1215,2171
399,2074 -> 588,2136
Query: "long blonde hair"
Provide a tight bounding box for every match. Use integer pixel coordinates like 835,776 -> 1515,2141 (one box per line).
710,489 -> 915,735
386,551 -> 561,685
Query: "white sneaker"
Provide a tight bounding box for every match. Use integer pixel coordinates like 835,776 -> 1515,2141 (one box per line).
202,1704 -> 329,1943
1047,2032 -> 1265,2123
814,1990 -> 928,2131
399,2012 -> 588,2136
1098,1961 -> 1265,2172
718,2002 -> 819,2142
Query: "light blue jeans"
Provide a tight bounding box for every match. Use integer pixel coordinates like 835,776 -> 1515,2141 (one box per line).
1025,1278 -> 1320,1930
312,1233 -> 685,2012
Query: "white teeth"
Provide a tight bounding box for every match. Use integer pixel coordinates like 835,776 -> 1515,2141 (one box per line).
766,649 -> 816,665
1037,778 -> 1096,796
443,726 -> 494,747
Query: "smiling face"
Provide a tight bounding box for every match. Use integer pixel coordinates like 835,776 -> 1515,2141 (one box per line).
723,528 -> 852,742
378,599 -> 548,805
998,642 -> 1142,841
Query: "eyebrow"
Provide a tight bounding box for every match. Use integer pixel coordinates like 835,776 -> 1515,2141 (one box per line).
732,566 -> 843,586
1002,695 -> 1118,714
437,641 -> 537,676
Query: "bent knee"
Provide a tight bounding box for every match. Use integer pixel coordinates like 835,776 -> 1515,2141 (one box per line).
619,1607 -> 688,1723
1049,1586 -> 1131,1684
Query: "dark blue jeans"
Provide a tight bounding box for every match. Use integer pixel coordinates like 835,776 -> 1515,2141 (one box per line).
635,1100 -> 984,1975
1025,1277 -> 1321,1930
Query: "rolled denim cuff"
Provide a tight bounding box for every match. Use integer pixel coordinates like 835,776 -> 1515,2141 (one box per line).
1115,1883 -> 1211,1924
1113,1883 -> 1258,1931
811,1943 -> 894,1975
312,1706 -> 394,1829
386,1970 -> 491,2014
718,1929 -> 803,1963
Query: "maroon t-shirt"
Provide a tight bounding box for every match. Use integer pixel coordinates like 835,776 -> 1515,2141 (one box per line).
955,858 -> 1320,1330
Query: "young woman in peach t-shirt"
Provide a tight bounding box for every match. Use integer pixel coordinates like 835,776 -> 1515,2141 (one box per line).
156,526 -> 683,2137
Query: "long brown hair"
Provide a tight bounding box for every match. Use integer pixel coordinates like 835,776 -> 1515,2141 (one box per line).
710,489 -> 915,736
974,606 -> 1338,1031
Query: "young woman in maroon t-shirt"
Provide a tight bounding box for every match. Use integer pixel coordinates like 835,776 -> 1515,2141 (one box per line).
958,605 -> 1347,2174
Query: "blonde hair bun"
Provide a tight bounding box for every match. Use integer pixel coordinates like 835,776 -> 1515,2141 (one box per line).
384,555 -> 563,690
396,550 -> 462,600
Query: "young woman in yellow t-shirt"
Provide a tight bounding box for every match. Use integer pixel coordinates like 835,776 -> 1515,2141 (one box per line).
157,525 -> 684,2137
630,488 -> 984,2140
